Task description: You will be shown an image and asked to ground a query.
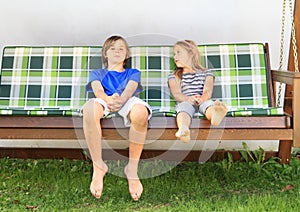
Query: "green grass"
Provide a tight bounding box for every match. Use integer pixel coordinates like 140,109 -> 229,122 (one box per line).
0,151 -> 300,212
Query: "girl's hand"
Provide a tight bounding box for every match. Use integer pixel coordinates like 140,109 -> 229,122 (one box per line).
194,94 -> 204,105
187,96 -> 198,105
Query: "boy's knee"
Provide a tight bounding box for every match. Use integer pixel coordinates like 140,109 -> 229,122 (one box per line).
83,100 -> 104,119
130,104 -> 148,123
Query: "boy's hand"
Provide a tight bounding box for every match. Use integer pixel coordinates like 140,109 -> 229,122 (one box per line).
108,93 -> 126,112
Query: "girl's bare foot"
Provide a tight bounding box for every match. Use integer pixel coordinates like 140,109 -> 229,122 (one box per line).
175,126 -> 190,143
90,161 -> 108,199
211,100 -> 228,126
124,165 -> 143,201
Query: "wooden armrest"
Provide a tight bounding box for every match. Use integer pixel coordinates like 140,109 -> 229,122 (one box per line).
271,70 -> 300,84
271,70 -> 300,147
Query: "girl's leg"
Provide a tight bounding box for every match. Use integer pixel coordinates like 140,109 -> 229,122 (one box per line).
82,100 -> 108,199
205,100 -> 228,126
124,104 -> 148,201
176,112 -> 192,143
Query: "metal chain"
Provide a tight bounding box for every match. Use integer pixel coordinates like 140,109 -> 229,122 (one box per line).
277,0 -> 298,107
279,0 -> 286,71
277,0 -> 287,106
290,0 -> 299,72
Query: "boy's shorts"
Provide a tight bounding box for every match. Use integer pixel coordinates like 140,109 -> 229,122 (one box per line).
91,96 -> 152,127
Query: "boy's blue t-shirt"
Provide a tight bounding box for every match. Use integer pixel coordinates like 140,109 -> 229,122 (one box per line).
86,68 -> 143,96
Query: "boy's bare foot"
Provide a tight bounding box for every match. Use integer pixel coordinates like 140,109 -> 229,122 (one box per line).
90,161 -> 108,199
124,165 -> 143,201
175,126 -> 190,143
211,100 -> 228,126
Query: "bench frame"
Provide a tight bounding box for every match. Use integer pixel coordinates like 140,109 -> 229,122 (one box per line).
0,44 -> 299,164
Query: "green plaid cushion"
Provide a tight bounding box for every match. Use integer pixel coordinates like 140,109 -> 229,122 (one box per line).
0,46 -> 101,115
202,44 -> 269,110
0,44 -> 283,117
129,44 -> 282,117
130,46 -> 176,112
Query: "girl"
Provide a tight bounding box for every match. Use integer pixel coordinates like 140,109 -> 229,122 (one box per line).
82,35 -> 152,201
168,40 -> 228,143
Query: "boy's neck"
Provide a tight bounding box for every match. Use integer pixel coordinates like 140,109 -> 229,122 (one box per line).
107,63 -> 124,72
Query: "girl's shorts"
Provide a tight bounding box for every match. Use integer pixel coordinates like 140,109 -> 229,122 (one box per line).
175,100 -> 214,118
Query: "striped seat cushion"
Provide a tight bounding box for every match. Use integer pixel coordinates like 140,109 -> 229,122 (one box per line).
0,44 -> 283,117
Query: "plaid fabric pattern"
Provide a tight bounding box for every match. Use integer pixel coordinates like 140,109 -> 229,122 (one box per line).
200,44 -> 269,110
130,46 -> 176,112
0,44 -> 283,117
0,46 -> 102,116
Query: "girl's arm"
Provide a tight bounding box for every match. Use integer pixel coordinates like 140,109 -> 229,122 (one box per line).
196,75 -> 214,105
168,78 -> 196,104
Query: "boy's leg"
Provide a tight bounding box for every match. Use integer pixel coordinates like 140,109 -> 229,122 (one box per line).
125,104 -> 149,201
82,100 -> 108,199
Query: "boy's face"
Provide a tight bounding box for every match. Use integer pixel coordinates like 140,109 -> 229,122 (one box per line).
173,45 -> 192,69
106,39 -> 127,68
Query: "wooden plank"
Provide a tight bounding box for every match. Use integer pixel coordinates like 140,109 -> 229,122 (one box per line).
284,0 -> 300,115
293,76 -> 300,147
0,129 -> 81,139
265,43 -> 276,106
0,128 -> 293,140
0,116 -> 290,129
0,148 -> 279,162
271,70 -> 300,84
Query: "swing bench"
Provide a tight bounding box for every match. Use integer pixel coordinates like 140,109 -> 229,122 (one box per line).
0,1 -> 299,163
0,42 -> 298,164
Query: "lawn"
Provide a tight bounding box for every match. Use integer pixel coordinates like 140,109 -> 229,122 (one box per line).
0,148 -> 300,212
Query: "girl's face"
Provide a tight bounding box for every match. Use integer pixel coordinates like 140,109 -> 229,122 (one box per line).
106,39 -> 127,68
173,45 -> 192,69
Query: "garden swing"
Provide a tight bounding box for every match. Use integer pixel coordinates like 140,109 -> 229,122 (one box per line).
0,1 -> 299,163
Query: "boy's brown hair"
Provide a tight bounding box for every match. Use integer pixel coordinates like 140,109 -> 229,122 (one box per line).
102,35 -> 130,68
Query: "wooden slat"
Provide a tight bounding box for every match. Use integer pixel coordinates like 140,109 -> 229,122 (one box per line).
0,116 -> 290,129
0,128 -> 293,141
0,148 -> 278,162
272,70 -> 300,84
265,43 -> 276,106
293,75 -> 300,147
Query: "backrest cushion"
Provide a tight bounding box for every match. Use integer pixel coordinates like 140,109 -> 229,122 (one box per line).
0,47 -> 101,112
130,43 -> 270,112
0,43 -> 272,116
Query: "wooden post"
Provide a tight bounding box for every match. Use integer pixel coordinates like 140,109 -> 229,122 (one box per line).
285,0 -> 300,114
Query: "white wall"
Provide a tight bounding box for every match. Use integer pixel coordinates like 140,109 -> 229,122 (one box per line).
0,0 -> 292,69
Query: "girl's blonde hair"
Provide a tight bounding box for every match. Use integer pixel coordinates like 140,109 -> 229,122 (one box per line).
173,40 -> 206,79
102,35 -> 130,68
